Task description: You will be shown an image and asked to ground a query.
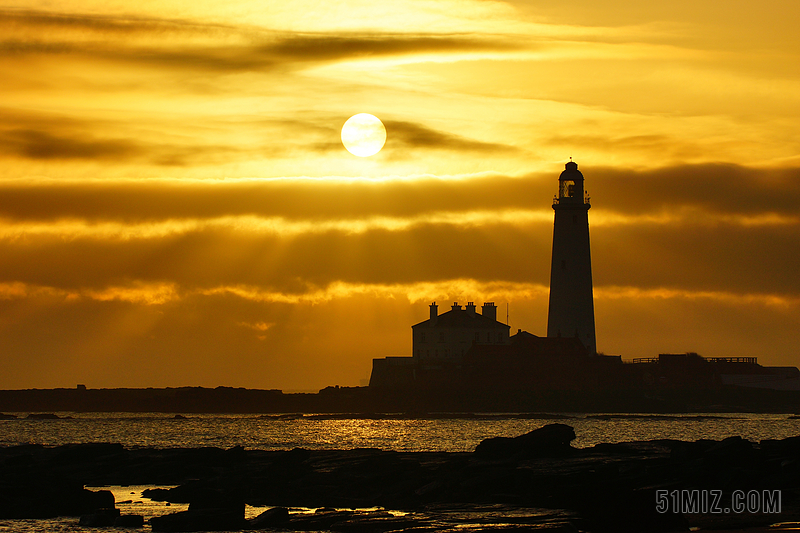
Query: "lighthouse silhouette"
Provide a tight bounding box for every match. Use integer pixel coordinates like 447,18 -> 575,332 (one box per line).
547,161 -> 597,353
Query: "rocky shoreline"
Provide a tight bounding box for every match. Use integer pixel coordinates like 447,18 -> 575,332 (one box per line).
1,424 -> 799,532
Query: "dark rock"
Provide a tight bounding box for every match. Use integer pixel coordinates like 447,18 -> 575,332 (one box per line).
25,413 -> 62,419
79,507 -> 121,527
281,509 -> 356,530
702,436 -> 756,467
114,514 -> 145,527
574,488 -> 689,533
0,413 -> 17,419
328,512 -> 421,532
186,487 -> 244,512
73,488 -> 117,516
280,447 -> 311,464
150,507 -> 246,532
0,481 -> 116,519
249,506 -> 289,528
474,423 -> 576,459
51,442 -> 125,463
761,435 -> 800,457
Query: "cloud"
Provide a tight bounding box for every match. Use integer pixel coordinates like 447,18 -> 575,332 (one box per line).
0,129 -> 145,161
0,163 -> 798,222
384,120 -> 519,154
0,173 -> 549,221
1,275 -> 798,390
0,9 -> 519,73
588,163 -> 800,216
0,204 -> 798,300
0,127 -> 249,165
0,9 -> 227,36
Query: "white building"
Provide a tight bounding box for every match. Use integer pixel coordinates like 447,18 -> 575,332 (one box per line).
412,302 -> 510,363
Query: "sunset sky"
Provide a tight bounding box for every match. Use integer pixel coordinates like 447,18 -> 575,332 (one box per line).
1,0 -> 799,391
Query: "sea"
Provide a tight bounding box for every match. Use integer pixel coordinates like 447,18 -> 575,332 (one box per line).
1,412 -> 799,532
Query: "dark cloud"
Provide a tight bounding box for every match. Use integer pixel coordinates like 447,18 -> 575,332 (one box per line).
0,9 -> 234,36
592,223 -> 800,295
588,164 -> 800,216
269,33 -> 517,62
0,163 -> 797,222
0,173 -> 548,221
0,129 -> 145,161
384,120 -> 519,154
0,212 -> 798,298
0,127 -> 244,165
0,9 -> 518,72
0,222 -> 550,292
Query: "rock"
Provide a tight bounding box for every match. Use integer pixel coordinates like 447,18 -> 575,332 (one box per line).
248,506 -> 289,529
574,488 -> 689,533
474,423 -> 576,459
25,413 -> 62,419
52,442 -> 126,463
328,512 -> 420,532
0,413 -> 17,419
0,481 -> 116,519
702,436 -> 756,467
79,507 -> 121,527
114,514 -> 145,527
150,507 -> 246,532
760,435 -> 800,456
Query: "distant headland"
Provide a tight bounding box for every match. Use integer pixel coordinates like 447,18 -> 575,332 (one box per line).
1,383 -> 799,414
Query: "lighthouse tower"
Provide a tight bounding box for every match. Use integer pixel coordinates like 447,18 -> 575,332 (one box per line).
546,161 -> 596,353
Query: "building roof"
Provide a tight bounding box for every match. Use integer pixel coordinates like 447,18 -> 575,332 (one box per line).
412,308 -> 509,329
464,331 -> 589,360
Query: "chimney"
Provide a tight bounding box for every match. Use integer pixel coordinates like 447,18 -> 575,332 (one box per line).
451,302 -> 462,311
465,302 -> 476,316
481,302 -> 497,321
429,302 -> 438,325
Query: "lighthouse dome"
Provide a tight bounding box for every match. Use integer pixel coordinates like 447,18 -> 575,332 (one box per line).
560,161 -> 583,180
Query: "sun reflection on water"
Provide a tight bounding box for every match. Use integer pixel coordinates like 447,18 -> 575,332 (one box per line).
1,412 -> 798,451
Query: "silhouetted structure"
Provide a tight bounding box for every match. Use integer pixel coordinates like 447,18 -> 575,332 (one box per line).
368,162 -> 799,397
370,162 -> 602,389
370,301 -> 511,388
413,302 -> 510,363
547,161 -> 596,352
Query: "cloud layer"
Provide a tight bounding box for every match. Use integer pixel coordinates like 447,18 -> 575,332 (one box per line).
1,1 -> 798,389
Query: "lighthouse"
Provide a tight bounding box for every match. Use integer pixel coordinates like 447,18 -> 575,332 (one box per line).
546,161 -> 596,353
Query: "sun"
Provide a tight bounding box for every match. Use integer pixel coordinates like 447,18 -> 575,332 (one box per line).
341,113 -> 386,157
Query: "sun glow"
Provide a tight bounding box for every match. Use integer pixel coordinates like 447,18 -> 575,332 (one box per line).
341,113 -> 387,157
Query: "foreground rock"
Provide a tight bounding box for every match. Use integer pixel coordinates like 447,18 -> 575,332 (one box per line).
1,424 -> 799,531
150,507 -> 246,532
474,422 -> 576,458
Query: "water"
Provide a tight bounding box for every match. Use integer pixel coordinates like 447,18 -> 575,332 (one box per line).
2,412 -> 799,532
1,412 -> 799,451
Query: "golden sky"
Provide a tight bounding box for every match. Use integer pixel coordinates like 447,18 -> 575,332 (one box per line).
1,0 -> 799,390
